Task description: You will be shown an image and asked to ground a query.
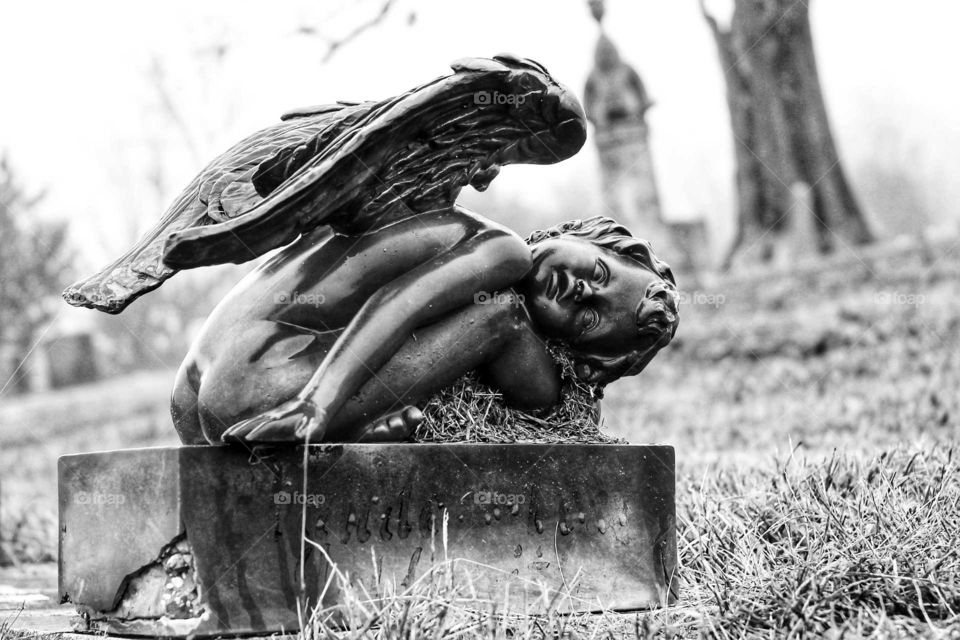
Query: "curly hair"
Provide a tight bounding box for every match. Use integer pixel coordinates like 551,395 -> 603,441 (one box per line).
526,216 -> 678,386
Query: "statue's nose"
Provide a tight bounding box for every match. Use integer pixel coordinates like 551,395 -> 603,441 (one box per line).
573,278 -> 594,302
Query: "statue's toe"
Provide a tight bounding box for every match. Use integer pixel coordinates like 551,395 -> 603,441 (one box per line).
359,405 -> 420,442
402,406 -> 424,430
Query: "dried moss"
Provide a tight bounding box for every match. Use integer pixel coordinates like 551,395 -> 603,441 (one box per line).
414,346 -> 624,444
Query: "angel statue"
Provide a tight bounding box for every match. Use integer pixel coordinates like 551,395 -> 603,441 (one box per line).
64,55 -> 679,446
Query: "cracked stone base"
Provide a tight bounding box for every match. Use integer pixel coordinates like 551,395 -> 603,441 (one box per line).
59,444 -> 677,637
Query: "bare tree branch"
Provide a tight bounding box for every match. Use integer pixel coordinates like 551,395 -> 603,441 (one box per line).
318,0 -> 398,64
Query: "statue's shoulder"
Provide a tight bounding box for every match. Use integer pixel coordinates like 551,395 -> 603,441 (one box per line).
449,206 -> 523,239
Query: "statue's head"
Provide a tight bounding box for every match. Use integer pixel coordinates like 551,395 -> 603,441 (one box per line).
525,217 -> 679,385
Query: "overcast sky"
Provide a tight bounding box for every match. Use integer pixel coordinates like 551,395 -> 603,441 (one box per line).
1,0 -> 958,267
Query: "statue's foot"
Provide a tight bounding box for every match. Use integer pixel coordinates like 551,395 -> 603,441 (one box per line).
221,398 -> 323,444
356,406 -> 422,442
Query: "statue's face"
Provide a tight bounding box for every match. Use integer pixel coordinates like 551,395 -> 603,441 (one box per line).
525,238 -> 678,358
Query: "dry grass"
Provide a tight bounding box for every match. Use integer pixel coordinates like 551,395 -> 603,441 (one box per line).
679,446 -> 960,638
0,611 -> 61,640
300,537 -> 643,639
416,346 -> 621,444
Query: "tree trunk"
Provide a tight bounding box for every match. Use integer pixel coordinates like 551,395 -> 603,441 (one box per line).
701,0 -> 873,269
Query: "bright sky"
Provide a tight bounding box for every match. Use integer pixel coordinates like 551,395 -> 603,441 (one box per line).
1,0 -> 958,267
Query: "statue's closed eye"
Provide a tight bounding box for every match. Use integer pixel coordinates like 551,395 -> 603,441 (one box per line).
593,258 -> 609,284
580,308 -> 600,335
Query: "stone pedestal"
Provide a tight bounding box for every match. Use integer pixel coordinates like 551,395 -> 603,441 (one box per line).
59,444 -> 676,637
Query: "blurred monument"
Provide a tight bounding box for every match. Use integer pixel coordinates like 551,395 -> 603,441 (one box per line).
584,0 -> 696,273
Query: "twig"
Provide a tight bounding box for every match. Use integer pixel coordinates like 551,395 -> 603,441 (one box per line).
321,0 -> 397,63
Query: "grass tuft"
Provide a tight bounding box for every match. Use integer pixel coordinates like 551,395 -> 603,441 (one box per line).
677,446 -> 960,638
0,609 -> 62,640
299,543 -> 645,639
415,346 -> 622,444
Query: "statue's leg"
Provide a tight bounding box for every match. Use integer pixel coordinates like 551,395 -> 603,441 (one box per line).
195,322 -> 336,443
324,297 -> 529,441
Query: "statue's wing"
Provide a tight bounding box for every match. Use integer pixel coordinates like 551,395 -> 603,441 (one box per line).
163,55 -> 586,269
62,102 -> 376,313
64,55 -> 586,313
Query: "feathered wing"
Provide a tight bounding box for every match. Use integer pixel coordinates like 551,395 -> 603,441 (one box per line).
64,55 -> 586,313
63,102 -> 376,313
162,56 -> 586,270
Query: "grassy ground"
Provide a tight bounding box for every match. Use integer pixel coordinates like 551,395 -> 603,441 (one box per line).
2,237 -> 960,637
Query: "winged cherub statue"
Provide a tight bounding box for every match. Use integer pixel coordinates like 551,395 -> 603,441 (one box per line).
64,55 -> 679,445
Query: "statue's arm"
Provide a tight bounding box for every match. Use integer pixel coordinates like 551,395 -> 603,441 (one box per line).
482,320 -> 561,410
302,230 -> 532,431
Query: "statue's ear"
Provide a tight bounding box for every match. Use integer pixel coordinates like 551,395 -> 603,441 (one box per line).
573,360 -> 604,385
575,351 -> 647,386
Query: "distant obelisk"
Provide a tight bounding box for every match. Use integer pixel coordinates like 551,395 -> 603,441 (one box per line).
584,0 -> 680,265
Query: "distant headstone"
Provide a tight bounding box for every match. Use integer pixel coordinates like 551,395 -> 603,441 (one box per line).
0,480 -> 17,567
776,182 -> 822,269
46,333 -> 99,389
